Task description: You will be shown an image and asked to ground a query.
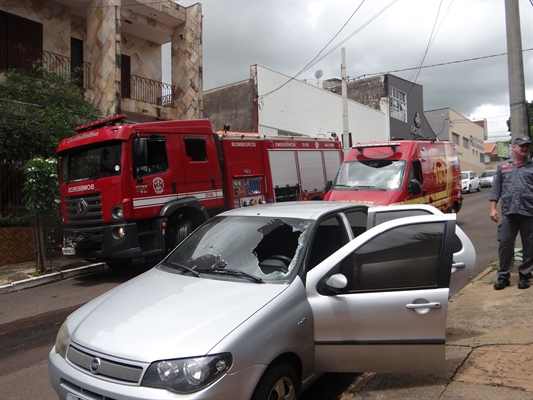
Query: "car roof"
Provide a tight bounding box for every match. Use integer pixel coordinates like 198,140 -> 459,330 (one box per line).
218,201 -> 371,220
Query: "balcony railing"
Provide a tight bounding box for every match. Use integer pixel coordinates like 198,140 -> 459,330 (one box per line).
0,39 -> 90,88
123,74 -> 175,108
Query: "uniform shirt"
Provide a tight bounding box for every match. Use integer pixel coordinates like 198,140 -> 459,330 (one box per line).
489,157 -> 533,217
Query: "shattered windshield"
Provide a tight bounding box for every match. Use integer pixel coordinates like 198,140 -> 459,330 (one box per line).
333,160 -> 406,190
61,142 -> 122,183
162,215 -> 313,282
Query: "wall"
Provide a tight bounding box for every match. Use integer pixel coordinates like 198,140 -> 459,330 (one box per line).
0,227 -> 34,267
253,65 -> 388,145
426,108 -> 485,175
204,80 -> 256,132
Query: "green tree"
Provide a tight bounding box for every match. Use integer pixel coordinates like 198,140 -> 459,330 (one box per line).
0,65 -> 101,163
22,157 -> 59,273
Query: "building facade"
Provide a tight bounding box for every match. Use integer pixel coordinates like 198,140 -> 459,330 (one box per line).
425,108 -> 486,175
327,74 -> 436,141
0,0 -> 203,122
204,64 -> 389,148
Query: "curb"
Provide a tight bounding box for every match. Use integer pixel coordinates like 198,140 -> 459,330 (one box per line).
0,263 -> 107,295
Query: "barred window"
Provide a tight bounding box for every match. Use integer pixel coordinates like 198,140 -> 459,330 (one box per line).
452,133 -> 459,145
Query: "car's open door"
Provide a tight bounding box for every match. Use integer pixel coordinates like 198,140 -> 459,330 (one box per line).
307,214 -> 457,374
365,205 -> 475,297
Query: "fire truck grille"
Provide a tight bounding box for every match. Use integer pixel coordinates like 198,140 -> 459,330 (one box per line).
65,193 -> 103,225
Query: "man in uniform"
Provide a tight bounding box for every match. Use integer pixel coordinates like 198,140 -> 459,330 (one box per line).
489,135 -> 533,290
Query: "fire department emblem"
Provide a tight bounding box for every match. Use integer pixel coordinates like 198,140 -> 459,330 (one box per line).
153,177 -> 164,194
315,142 -> 319,149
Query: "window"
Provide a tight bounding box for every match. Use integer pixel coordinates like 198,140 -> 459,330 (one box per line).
308,216 -> 349,269
71,38 -> 84,87
389,87 -> 407,122
462,137 -> 469,149
135,138 -> 168,176
0,11 -> 43,72
452,133 -> 459,145
184,137 -> 207,161
121,54 -> 131,98
338,222 -> 445,292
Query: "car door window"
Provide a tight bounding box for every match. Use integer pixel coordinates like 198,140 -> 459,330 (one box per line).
308,216 -> 349,269
337,222 -> 446,292
343,209 -> 368,238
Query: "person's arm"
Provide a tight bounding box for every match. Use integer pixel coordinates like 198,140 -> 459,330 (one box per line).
489,200 -> 499,223
488,165 -> 503,223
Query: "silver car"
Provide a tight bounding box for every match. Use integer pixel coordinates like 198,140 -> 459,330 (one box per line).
479,170 -> 496,188
49,202 -> 475,400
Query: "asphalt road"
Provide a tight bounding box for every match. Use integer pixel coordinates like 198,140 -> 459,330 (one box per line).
0,191 -> 499,400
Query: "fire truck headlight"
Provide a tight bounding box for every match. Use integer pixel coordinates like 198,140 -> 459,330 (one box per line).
112,205 -> 124,220
112,226 -> 126,239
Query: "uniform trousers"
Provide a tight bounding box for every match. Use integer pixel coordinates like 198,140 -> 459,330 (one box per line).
497,214 -> 533,279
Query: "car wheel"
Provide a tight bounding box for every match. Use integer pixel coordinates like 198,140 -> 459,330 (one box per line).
467,185 -> 472,193
477,184 -> 481,192
447,204 -> 457,214
251,362 -> 300,400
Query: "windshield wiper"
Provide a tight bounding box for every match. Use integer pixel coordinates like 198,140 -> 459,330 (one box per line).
165,261 -> 200,277
355,185 -> 387,191
196,267 -> 265,283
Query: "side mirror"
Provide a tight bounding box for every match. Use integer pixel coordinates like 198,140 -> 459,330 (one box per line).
409,179 -> 421,195
325,273 -> 348,290
325,180 -> 333,192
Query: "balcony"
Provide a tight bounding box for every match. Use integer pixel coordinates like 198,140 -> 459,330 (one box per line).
123,74 -> 175,108
0,39 -> 90,88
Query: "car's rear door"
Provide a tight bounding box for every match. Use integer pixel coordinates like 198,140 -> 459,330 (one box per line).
307,214 -> 456,374
365,205 -> 475,296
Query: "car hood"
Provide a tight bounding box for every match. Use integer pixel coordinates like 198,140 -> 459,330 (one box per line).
69,268 -> 288,362
326,189 -> 399,206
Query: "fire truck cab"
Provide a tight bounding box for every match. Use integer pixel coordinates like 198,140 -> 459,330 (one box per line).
57,115 -> 342,268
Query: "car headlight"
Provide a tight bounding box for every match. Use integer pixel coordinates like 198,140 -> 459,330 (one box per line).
141,353 -> 232,394
55,321 -> 70,359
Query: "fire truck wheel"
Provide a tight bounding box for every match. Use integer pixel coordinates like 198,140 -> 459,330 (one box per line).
169,219 -> 194,250
106,259 -> 132,270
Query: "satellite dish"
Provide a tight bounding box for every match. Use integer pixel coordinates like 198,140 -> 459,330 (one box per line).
315,70 -> 323,79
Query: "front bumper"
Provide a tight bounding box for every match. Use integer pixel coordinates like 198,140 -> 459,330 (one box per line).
48,346 -> 263,400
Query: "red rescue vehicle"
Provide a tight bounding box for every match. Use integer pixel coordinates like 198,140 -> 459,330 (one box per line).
324,140 -> 463,213
57,115 -> 342,268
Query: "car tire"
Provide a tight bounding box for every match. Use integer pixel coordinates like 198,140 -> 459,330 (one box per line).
251,362 -> 300,400
477,184 -> 481,192
467,185 -> 472,193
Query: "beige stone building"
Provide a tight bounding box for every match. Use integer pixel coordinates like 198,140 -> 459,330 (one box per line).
0,0 -> 203,122
425,108 -> 486,175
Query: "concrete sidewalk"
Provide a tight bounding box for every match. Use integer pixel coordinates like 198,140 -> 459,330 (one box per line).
1,260 -> 532,399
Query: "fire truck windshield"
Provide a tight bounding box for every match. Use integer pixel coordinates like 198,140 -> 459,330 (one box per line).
61,143 -> 122,183
333,160 -> 406,191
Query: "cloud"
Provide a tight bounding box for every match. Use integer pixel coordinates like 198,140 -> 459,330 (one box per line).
176,0 -> 532,137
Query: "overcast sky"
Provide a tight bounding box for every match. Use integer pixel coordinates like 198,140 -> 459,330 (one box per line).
171,0 -> 532,142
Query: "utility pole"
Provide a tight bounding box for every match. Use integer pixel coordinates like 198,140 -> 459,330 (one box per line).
341,48 -> 350,152
504,0 -> 528,142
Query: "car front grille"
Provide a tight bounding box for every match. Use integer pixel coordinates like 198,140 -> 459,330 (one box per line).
67,345 -> 144,384
65,193 -> 103,226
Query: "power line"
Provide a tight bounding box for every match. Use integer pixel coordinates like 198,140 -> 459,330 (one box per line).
257,0 -> 367,100
258,0 -> 398,101
351,48 -> 533,81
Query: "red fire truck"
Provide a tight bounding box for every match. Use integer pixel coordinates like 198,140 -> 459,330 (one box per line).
57,115 -> 342,268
